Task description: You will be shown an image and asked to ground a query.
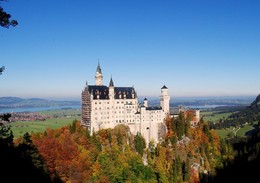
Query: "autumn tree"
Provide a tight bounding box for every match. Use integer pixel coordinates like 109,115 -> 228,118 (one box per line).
17,132 -> 52,182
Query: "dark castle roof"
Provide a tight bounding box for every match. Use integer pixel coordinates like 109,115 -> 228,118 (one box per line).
109,77 -> 114,87
161,85 -> 168,89
87,85 -> 136,100
146,106 -> 162,111
88,85 -> 109,99
96,63 -> 102,74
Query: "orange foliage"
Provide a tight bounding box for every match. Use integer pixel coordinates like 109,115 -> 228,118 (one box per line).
190,168 -> 200,183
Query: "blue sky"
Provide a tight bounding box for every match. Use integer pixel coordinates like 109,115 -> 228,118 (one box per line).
0,0 -> 259,100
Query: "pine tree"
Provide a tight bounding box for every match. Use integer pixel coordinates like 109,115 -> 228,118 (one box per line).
134,132 -> 146,156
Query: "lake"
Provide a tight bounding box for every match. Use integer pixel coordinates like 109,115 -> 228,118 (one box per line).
0,105 -> 81,113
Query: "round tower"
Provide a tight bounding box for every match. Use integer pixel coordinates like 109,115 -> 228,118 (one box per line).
144,98 -> 148,108
95,62 -> 103,86
160,85 -> 170,115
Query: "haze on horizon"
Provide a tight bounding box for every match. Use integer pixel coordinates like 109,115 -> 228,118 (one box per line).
1,0 -> 259,100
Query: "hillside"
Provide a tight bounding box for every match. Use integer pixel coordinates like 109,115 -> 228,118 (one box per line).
226,94 -> 260,126
0,97 -> 80,109
0,113 -> 232,182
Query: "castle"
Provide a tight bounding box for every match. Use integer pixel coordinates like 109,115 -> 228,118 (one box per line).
81,63 -> 170,144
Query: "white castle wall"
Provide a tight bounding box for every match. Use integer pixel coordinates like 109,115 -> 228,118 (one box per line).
82,64 -> 170,145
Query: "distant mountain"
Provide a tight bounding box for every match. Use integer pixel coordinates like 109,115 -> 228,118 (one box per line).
170,96 -> 254,108
139,96 -> 254,108
0,97 -> 80,109
216,94 -> 260,129
229,94 -> 260,121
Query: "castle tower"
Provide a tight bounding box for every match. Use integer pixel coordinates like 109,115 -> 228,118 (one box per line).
95,62 -> 103,86
144,98 -> 148,108
160,85 -> 170,115
109,76 -> 115,99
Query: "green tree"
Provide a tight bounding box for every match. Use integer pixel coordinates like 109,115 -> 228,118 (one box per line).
134,132 -> 146,156
0,1 -> 18,28
69,119 -> 77,134
172,112 -> 185,140
91,132 -> 102,151
0,66 -> 4,75
183,158 -> 190,181
0,113 -> 11,122
172,155 -> 183,183
0,123 -> 13,147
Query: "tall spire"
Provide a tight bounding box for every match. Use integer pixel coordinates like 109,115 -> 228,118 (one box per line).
109,75 -> 114,87
95,62 -> 103,86
96,61 -> 102,74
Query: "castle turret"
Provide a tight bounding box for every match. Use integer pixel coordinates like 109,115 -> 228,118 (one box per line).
144,98 -> 148,108
160,85 -> 170,115
109,76 -> 115,99
95,62 -> 103,85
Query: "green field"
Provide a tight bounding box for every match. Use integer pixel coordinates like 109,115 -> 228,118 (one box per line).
10,117 -> 79,139
201,111 -> 233,123
216,123 -> 255,139
39,109 -> 81,117
9,109 -> 81,139
201,110 -> 256,139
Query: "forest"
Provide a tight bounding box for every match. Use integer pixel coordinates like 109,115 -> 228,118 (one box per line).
1,112 -> 234,183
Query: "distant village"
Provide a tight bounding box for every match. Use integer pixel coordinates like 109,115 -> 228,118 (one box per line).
6,112 -> 51,122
